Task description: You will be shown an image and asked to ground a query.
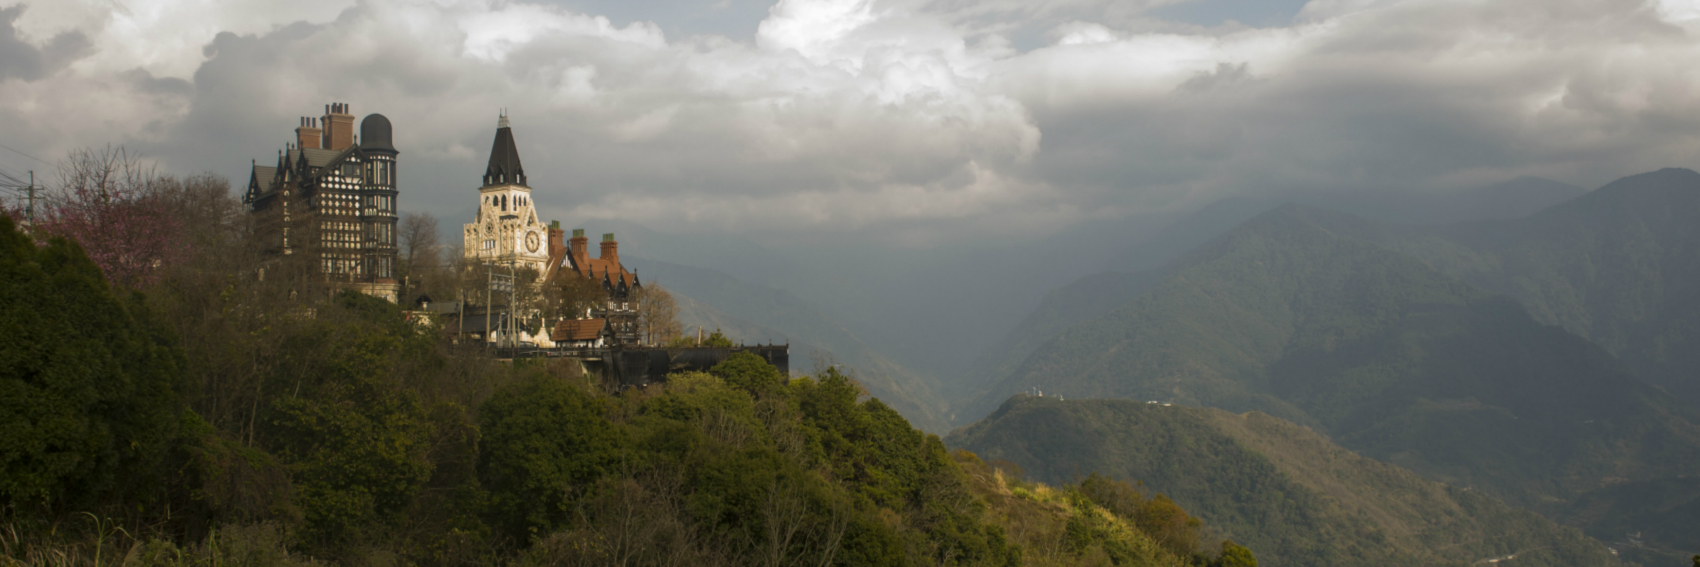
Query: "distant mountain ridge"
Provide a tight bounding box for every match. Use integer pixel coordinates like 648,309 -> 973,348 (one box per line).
957,203 -> 1700,533
1102,176 -> 1586,274
949,396 -> 1624,567
1363,168 -> 1700,406
952,170 -> 1700,562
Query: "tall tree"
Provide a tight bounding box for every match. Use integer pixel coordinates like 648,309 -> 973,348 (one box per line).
0,214 -> 189,515
633,283 -> 681,346
545,269 -> 608,321
397,211 -> 441,305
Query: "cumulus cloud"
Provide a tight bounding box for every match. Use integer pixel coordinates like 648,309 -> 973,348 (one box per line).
2,0 -> 1699,246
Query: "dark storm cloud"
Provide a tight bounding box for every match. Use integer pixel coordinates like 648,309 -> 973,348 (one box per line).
6,0 -> 1700,245
995,0 -> 1700,214
0,4 -> 92,82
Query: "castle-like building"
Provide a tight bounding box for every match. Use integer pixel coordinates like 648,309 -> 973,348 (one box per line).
462,114 -> 640,300
245,102 -> 400,301
462,113 -> 642,347
461,112 -> 551,276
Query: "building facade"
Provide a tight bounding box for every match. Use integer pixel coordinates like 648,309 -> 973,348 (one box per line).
245,102 -> 400,301
462,113 -> 645,347
462,112 -> 551,275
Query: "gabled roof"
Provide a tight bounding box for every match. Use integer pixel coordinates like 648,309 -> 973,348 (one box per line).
577,257 -> 638,287
552,318 -> 607,342
249,166 -> 277,195
301,148 -> 343,169
246,163 -> 278,203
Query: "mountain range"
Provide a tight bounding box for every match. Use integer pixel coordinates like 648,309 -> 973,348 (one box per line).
949,170 -> 1700,564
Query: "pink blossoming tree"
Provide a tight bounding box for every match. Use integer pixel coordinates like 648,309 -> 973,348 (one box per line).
11,147 -> 189,289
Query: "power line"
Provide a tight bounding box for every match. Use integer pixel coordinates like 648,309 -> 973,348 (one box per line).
0,141 -> 51,165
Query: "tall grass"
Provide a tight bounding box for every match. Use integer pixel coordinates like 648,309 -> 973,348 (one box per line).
0,519 -> 311,567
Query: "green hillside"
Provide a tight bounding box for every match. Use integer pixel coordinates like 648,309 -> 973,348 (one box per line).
948,396 -> 1625,567
959,205 -> 1700,516
3,211 -> 1240,566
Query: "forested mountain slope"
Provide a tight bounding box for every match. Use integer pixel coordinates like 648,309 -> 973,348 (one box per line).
958,205 -> 1700,517
1364,168 -> 1700,405
948,396 -> 1623,567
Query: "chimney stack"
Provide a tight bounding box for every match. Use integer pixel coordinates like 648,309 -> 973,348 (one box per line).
600,233 -> 618,264
569,228 -> 588,266
321,102 -> 355,150
547,221 -> 565,263
295,117 -> 322,150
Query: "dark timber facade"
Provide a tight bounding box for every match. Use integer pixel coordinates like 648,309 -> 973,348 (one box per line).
245,102 -> 401,302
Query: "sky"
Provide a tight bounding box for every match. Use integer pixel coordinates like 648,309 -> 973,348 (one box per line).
3,0 -> 1700,248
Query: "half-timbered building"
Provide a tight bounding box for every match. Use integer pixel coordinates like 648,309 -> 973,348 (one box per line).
245,102 -> 400,302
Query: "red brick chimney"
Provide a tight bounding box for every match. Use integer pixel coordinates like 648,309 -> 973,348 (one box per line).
295,117 -> 322,150
547,222 -> 565,262
569,228 -> 589,267
600,233 -> 618,264
321,102 -> 355,150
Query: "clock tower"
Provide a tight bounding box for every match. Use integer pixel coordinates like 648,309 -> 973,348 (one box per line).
463,112 -> 550,275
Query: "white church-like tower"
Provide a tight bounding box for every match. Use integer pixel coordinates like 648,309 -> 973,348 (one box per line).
463,112 -> 550,275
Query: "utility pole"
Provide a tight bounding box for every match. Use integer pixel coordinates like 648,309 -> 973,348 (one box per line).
485,267 -> 492,347
505,260 -> 512,349
24,171 -> 35,237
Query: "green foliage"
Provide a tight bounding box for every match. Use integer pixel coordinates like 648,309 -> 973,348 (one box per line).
0,215 -> 190,517
1132,494 -> 1201,559
477,369 -> 627,542
1214,540 -> 1256,567
703,328 -> 734,347
952,451 -> 1199,567
258,314 -> 437,548
0,213 -> 1228,567
474,357 -> 1037,566
709,351 -> 787,396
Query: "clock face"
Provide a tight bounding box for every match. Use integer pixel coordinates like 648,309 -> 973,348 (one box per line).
525,231 -> 541,253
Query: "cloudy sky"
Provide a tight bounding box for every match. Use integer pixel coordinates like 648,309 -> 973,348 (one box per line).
3,0 -> 1700,247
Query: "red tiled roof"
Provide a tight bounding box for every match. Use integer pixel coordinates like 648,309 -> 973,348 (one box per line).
552,318 -> 606,342
578,258 -> 636,285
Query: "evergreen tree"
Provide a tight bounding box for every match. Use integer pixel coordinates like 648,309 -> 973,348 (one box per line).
0,215 -> 189,516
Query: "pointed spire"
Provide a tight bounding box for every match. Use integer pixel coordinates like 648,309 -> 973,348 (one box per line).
483,110 -> 526,187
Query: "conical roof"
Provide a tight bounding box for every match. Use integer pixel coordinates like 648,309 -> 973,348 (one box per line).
482,112 -> 526,187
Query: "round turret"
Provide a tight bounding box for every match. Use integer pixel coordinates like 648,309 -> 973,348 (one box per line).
360,113 -> 395,152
